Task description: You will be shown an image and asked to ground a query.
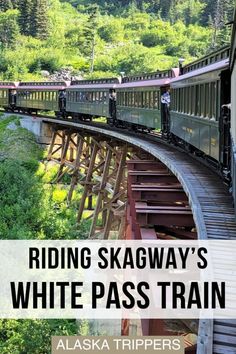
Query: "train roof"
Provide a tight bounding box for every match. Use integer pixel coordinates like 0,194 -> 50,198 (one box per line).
70,77 -> 120,89
122,69 -> 172,83
18,81 -> 69,90
0,82 -> 18,89
182,46 -> 230,74
117,69 -> 178,89
71,78 -> 120,85
230,10 -> 236,70
171,57 -> 229,85
118,77 -> 171,89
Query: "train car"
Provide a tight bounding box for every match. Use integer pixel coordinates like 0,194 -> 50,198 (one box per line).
0,82 -> 19,111
116,70 -> 178,131
170,46 -> 231,168
230,11 -> 236,209
66,78 -> 119,121
16,81 -> 69,114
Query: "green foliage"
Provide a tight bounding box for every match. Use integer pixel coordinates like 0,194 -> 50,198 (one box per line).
0,0 -> 13,12
0,116 -> 90,240
31,0 -> 49,40
0,319 -> 78,354
0,0 -> 231,79
0,9 -> 19,49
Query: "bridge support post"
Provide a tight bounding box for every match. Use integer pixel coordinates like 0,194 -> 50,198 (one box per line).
77,139 -> 99,222
46,126 -> 129,239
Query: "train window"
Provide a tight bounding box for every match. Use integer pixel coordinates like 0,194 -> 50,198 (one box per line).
178,88 -> 181,112
120,92 -> 123,106
138,92 -> 142,108
183,88 -> 186,113
216,81 -> 220,120
142,92 -> 146,108
199,84 -> 204,117
121,92 -> 124,106
149,92 -> 154,109
124,92 -> 127,106
146,92 -> 150,108
194,86 -> 198,116
134,92 -> 138,107
103,92 -> 107,103
128,92 -> 131,106
154,91 -> 158,109
142,92 -> 145,108
179,88 -> 182,113
205,84 -> 210,118
131,92 -> 134,107
210,82 -> 216,120
171,90 -> 174,111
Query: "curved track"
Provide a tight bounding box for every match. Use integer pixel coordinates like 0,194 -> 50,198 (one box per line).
39,118 -> 236,354
17,115 -> 236,353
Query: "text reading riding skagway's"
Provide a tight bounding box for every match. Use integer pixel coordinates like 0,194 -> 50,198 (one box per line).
10,246 -> 225,311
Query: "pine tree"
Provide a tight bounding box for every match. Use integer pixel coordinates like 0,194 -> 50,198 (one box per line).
0,0 -> 13,12
83,5 -> 99,72
0,10 -> 19,48
31,0 -> 49,40
11,0 -> 19,9
18,0 -> 33,36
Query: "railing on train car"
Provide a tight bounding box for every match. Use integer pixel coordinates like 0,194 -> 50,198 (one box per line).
230,10 -> 236,70
0,82 -> 17,86
19,82 -> 67,86
71,78 -> 120,85
182,46 -> 230,74
122,70 -> 172,83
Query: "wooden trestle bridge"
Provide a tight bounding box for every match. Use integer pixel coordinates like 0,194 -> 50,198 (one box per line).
42,117 -> 236,354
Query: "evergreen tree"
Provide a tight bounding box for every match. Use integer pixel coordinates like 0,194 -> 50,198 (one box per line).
31,0 -> 49,40
82,5 -> 99,72
11,0 -> 19,9
0,0 -> 13,12
0,10 -> 19,48
18,0 -> 33,36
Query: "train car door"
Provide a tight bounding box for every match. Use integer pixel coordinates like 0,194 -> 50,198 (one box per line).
219,69 -> 231,173
9,89 -> 16,107
161,86 -> 170,136
109,89 -> 116,120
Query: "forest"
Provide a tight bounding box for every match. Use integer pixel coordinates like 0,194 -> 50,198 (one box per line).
0,0 -> 234,80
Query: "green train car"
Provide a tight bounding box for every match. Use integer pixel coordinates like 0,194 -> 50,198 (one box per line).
16,82 -> 68,114
0,82 -> 18,110
170,46 -> 230,163
116,70 -> 177,131
66,78 -> 119,120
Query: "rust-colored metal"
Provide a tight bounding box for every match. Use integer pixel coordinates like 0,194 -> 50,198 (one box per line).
46,127 -> 129,239
125,157 -> 197,353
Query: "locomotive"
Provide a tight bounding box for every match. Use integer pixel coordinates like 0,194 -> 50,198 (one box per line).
0,45 -> 233,188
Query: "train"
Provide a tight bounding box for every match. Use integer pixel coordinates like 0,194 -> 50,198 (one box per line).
0,43 -> 234,198
231,10 -> 236,212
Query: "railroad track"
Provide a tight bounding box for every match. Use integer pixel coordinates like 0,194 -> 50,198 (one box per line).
4,112 -> 236,353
